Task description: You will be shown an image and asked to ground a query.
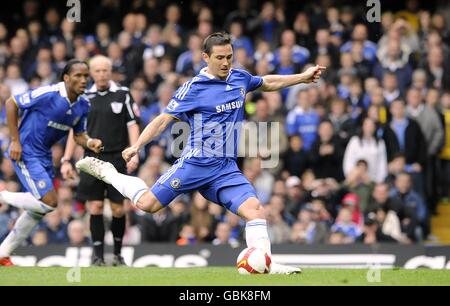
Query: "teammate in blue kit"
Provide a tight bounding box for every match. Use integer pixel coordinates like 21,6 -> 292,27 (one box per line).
77,33 -> 325,274
0,60 -> 103,266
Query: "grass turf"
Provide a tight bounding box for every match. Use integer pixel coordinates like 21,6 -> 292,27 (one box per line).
1,267 -> 450,286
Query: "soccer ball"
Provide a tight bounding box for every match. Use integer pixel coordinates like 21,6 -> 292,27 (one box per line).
236,247 -> 271,274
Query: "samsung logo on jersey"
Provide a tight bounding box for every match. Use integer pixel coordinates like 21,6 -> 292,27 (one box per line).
216,101 -> 243,113
48,121 -> 71,131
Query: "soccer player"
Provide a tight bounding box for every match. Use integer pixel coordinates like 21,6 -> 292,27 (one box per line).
77,32 -> 325,274
0,59 -> 103,266
62,55 -> 139,266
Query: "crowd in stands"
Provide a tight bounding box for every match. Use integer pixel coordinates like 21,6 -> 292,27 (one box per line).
0,0 -> 449,248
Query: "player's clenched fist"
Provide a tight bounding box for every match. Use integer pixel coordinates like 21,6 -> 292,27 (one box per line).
302,65 -> 326,83
9,140 -> 22,161
122,146 -> 139,162
87,138 -> 103,153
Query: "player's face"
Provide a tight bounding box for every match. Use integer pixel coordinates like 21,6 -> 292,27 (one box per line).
66,63 -> 89,96
203,44 -> 233,80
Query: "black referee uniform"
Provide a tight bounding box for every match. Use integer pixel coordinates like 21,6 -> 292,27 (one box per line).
78,80 -> 138,265
78,81 -> 138,204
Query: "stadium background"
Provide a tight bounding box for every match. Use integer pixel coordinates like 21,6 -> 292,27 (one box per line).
0,0 -> 450,266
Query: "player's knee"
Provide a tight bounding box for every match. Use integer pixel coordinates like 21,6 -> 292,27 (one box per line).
88,201 -> 104,214
41,191 -> 58,208
238,197 -> 265,221
136,192 -> 163,214
110,202 -> 125,217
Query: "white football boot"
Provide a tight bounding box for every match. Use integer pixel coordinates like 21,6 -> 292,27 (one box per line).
269,262 -> 302,275
75,157 -> 118,184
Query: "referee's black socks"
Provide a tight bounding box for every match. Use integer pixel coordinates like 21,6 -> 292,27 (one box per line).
90,214 -> 105,260
111,216 -> 126,256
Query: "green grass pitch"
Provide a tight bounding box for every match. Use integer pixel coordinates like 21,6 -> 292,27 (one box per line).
1,267 -> 450,286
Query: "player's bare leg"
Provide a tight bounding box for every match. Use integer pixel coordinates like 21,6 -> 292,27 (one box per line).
0,190 -> 57,266
76,157 -> 164,213
238,197 -> 301,275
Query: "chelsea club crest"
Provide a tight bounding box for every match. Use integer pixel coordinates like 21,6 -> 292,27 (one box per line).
170,178 -> 181,189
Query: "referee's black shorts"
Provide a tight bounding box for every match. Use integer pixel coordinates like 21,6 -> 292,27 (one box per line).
77,152 -> 126,204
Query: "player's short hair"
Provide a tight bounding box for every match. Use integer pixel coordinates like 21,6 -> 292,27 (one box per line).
60,59 -> 88,81
202,32 -> 232,56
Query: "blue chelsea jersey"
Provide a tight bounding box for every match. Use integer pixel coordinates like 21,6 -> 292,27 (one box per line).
164,68 -> 263,164
11,82 -> 90,160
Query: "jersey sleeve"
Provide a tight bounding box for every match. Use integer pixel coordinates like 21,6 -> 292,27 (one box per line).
13,88 -> 50,110
163,80 -> 198,121
124,92 -> 138,126
240,70 -> 263,92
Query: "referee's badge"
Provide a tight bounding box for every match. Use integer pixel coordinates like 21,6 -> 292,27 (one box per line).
37,180 -> 46,189
170,178 -> 181,189
110,102 -> 123,114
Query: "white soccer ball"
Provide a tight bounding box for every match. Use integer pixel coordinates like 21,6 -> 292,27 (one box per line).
236,247 -> 271,274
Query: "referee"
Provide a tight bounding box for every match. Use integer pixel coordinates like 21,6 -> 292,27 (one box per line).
63,55 -> 139,266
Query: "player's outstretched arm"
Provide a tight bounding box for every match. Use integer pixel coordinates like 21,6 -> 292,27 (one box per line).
5,97 -> 22,161
122,113 -> 174,162
260,65 -> 326,92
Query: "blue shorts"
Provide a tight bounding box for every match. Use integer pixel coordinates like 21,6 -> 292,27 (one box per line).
151,158 -> 257,214
11,156 -> 54,199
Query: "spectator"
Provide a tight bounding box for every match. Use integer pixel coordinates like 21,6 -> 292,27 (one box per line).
212,222 -> 240,247
373,35 -> 413,92
176,224 -> 197,246
4,63 -> 28,96
41,210 -> 69,245
290,206 -> 329,244
406,87 -> 444,213
250,1 -> 284,49
284,176 -> 305,217
366,183 -> 403,217
229,20 -> 254,57
340,24 -> 377,63
344,118 -> 387,183
286,90 -> 320,152
281,135 -> 309,178
67,219 -> 89,247
175,33 -> 205,76
391,172 -> 428,241
137,208 -> 179,242
265,204 -> 291,244
189,192 -> 214,242
309,120 -> 344,181
383,99 -> 427,167
356,213 -> 397,244
331,207 -> 361,242
31,228 -> 48,246
342,160 -> 375,214
311,28 -> 340,66
437,92 -> 450,202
